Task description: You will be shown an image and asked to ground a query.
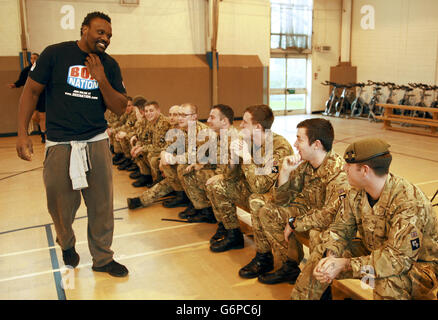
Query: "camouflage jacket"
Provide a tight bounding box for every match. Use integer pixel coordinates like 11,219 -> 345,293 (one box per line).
324,173 -> 438,279
115,109 -> 138,133
273,150 -> 349,232
163,121 -> 210,163
105,110 -> 121,128
225,132 -> 294,195
138,114 -> 171,154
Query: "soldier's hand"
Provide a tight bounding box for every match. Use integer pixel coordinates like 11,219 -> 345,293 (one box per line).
85,54 -> 106,83
283,154 -> 302,171
205,174 -> 224,186
16,135 -> 33,161
185,163 -> 204,173
7,83 -> 16,89
313,256 -> 349,283
284,223 -> 293,242
130,136 -> 137,146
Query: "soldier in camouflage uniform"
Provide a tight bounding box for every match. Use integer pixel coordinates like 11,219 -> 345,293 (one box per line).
113,95 -> 146,170
177,104 -> 238,224
130,101 -> 170,187
108,96 -> 132,164
291,138 -> 438,300
105,95 -> 131,153
238,118 -> 348,285
127,105 -> 185,209
158,102 -> 210,208
205,105 -> 293,253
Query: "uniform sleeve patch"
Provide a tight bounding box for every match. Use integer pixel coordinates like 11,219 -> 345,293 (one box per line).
410,238 -> 420,251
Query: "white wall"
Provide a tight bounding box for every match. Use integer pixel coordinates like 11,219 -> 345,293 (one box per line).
24,0 -> 270,66
351,0 -> 438,87
310,0 -> 342,112
0,0 -> 22,56
217,0 -> 270,66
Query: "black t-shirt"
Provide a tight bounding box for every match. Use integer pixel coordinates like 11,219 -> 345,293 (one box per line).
14,65 -> 31,88
29,41 -> 126,141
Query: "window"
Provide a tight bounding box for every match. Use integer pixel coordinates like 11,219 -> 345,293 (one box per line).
269,0 -> 313,115
270,0 -> 313,52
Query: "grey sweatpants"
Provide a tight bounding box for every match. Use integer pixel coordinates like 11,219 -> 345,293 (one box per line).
43,139 -> 114,267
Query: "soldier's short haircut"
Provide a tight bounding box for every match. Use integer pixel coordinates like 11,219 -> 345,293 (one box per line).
133,97 -> 147,108
127,96 -> 132,101
244,104 -> 274,131
297,118 -> 334,152
180,102 -> 198,114
358,153 -> 392,177
145,101 -> 160,109
212,104 -> 234,125
80,11 -> 111,36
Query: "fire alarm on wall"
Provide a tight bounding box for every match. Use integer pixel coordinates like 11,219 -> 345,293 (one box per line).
315,45 -> 331,53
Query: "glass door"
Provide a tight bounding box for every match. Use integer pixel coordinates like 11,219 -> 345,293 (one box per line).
269,56 -> 307,115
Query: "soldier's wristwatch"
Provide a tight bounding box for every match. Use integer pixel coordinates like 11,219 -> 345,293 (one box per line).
288,217 -> 296,230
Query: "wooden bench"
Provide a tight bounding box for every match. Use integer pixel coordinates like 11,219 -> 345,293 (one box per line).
236,205 -> 372,300
375,103 -> 438,137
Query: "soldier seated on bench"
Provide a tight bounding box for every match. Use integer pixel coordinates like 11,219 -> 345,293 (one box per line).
241,118 -> 349,287
291,138 -> 438,300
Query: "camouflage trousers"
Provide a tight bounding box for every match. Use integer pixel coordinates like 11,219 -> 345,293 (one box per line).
119,136 -> 132,158
205,177 -> 252,229
134,155 -> 151,175
249,194 -> 325,264
161,164 -> 185,192
179,167 -> 216,209
139,178 -> 174,207
113,140 -> 123,154
134,151 -> 161,179
291,241 -> 438,300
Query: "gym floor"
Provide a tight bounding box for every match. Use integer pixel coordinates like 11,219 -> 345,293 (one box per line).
0,114 -> 437,300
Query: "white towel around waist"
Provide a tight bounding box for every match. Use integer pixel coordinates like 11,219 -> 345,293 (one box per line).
45,131 -> 109,190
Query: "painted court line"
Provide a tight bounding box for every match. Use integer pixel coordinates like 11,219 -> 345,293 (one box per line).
0,223 -> 197,258
0,240 -> 209,284
415,180 -> 438,186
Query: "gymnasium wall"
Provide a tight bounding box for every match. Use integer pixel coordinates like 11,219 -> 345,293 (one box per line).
350,0 -> 438,102
310,0 -> 342,112
0,0 -> 268,134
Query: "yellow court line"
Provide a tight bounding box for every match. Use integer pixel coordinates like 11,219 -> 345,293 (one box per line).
415,180 -> 438,186
0,240 -> 210,283
0,223 -> 197,258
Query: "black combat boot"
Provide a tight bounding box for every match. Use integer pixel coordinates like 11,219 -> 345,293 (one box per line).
145,176 -> 164,188
113,154 -> 126,165
132,175 -> 153,187
129,170 -> 141,179
238,252 -> 274,279
209,228 -> 244,252
127,197 -> 143,210
186,207 -> 217,224
126,163 -> 139,172
257,259 -> 301,284
178,203 -> 195,219
117,158 -> 132,170
209,222 -> 227,244
41,131 -> 46,143
162,191 -> 190,208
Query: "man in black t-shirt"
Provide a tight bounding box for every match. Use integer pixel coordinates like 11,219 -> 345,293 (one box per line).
16,12 -> 129,277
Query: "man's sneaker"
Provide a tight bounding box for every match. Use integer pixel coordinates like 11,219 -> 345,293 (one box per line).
92,260 -> 129,277
62,247 -> 80,268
